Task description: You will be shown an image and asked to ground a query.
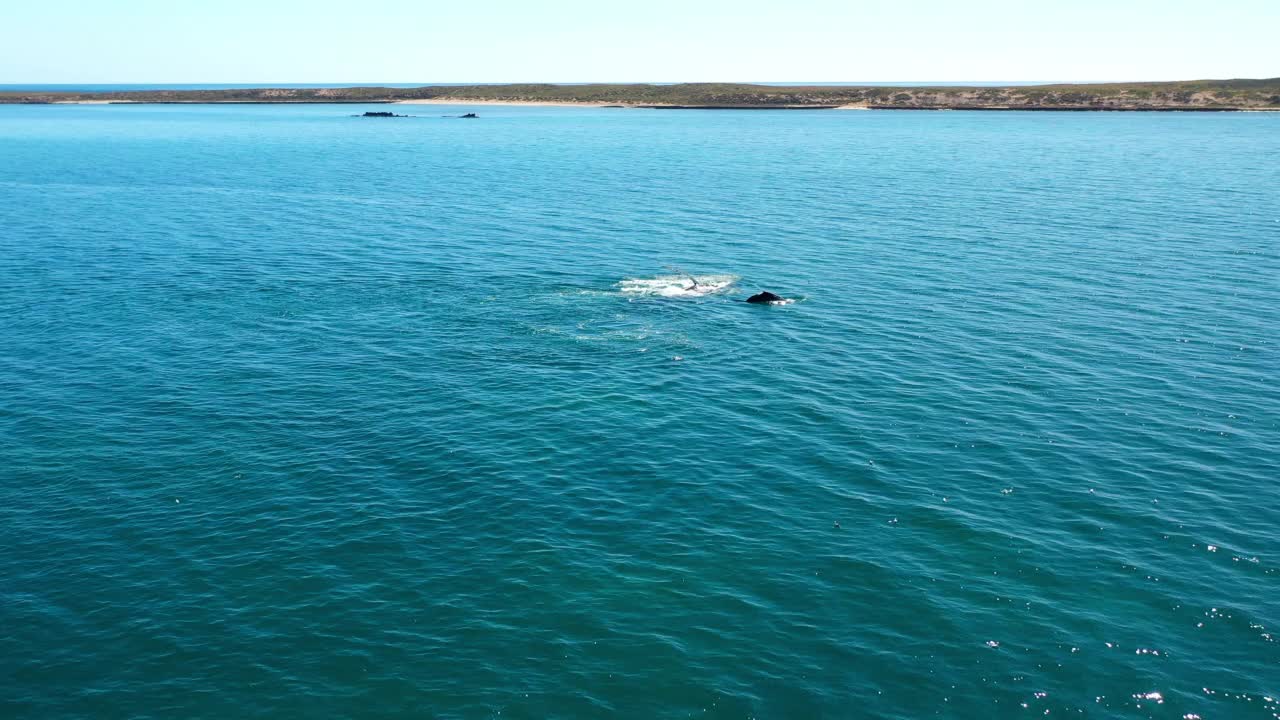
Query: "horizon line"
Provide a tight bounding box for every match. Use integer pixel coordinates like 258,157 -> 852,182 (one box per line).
4,77 -> 1278,87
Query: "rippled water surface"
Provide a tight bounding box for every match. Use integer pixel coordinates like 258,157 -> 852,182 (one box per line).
1,104 -> 1277,719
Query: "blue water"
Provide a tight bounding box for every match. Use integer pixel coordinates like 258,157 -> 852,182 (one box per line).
0,84 -> 439,93
1,104 -> 1276,719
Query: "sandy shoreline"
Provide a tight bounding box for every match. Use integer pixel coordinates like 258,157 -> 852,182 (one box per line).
22,99 -> 1280,111
395,98 -> 614,107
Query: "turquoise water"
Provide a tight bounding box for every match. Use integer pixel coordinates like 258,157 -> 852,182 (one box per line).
0,82 -> 1049,92
1,104 -> 1276,719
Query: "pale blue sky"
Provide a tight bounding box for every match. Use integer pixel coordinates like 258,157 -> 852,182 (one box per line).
3,0 -> 1276,83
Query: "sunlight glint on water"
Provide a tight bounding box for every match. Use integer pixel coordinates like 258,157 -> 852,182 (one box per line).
1,103 -> 1277,719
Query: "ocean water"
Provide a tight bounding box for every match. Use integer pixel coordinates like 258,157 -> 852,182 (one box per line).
0,84 -> 440,93
0,82 -> 1055,93
0,104 -> 1276,719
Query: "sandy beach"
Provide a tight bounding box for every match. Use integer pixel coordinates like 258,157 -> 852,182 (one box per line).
395,98 -> 616,107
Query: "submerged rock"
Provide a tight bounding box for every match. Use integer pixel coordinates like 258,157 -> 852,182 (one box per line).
746,291 -> 784,304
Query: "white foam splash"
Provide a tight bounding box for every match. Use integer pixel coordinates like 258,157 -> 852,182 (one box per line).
617,274 -> 738,298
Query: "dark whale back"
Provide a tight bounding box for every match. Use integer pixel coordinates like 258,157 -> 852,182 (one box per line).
746,291 -> 784,304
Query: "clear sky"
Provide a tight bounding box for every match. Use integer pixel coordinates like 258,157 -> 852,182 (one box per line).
3,0 -> 1276,83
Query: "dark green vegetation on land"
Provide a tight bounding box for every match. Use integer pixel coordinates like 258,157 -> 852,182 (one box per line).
4,79 -> 1280,109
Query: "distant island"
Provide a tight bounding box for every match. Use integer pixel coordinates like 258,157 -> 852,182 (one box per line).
4,80 -> 1279,110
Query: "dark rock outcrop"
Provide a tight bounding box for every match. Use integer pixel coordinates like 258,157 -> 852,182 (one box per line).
746,291 -> 784,304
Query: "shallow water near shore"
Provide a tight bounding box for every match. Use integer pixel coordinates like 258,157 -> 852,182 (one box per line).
1,104 -> 1277,719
